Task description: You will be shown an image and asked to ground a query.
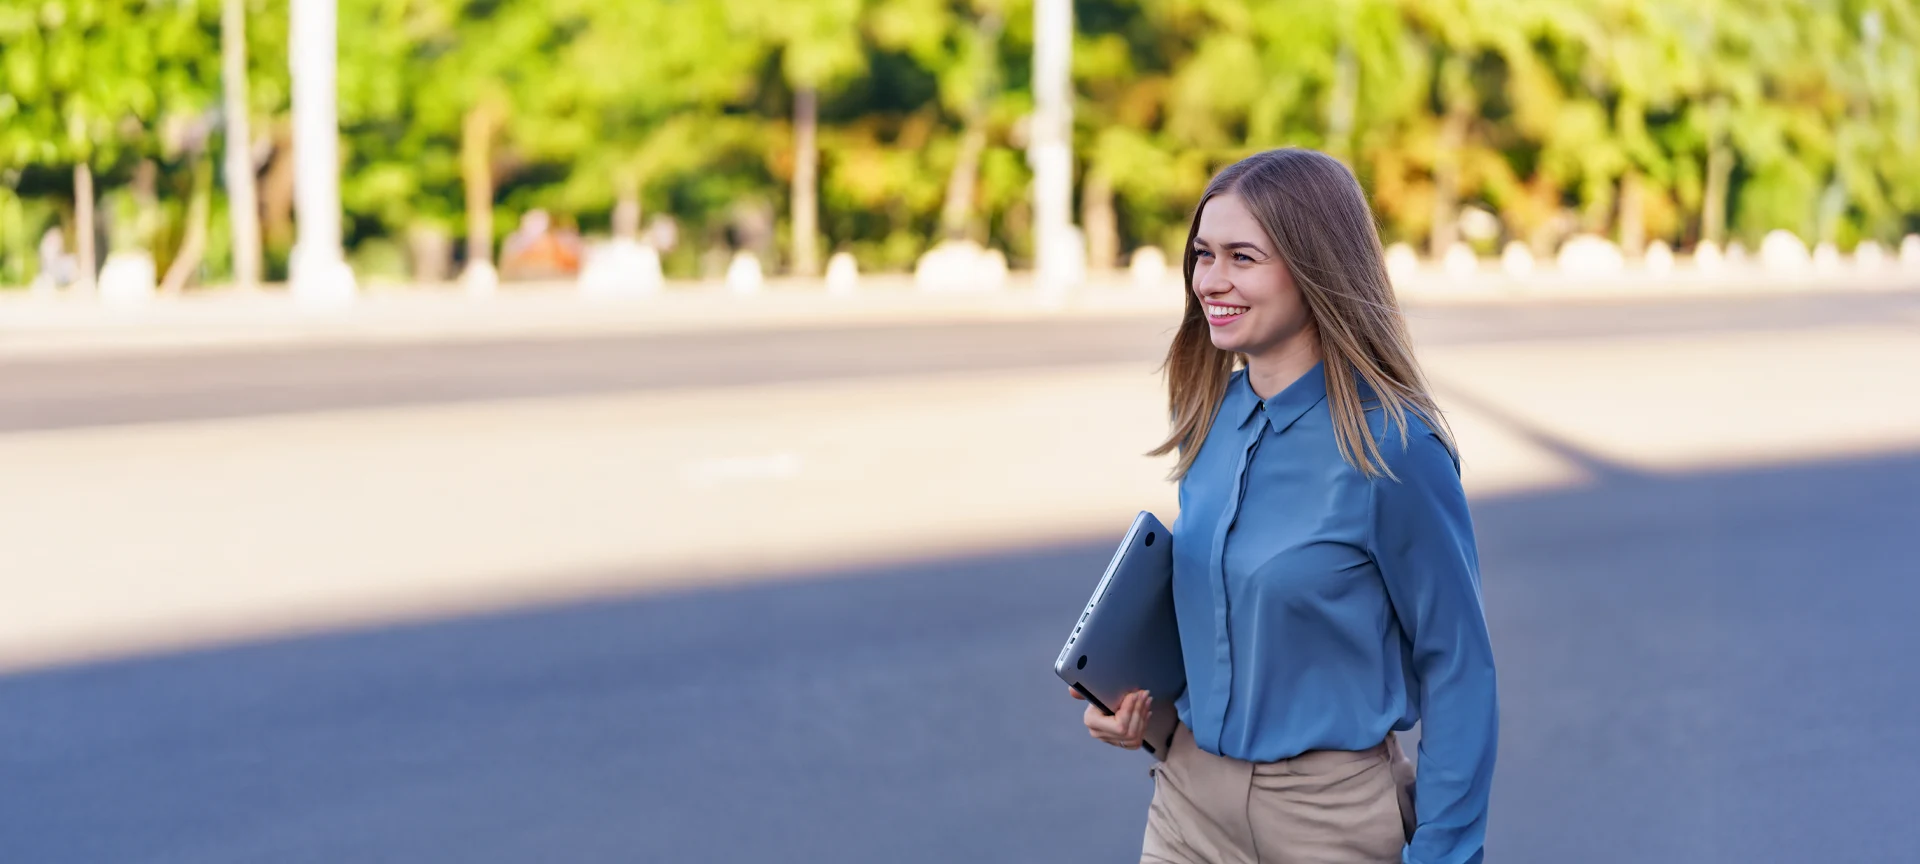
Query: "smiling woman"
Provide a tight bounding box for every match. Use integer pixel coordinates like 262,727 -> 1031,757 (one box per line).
1188,197 -> 1313,366
1155,148 -> 1453,480
1074,148 -> 1500,864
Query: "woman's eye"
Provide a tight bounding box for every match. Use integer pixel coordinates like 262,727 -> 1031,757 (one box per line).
1233,253 -> 1254,263
1194,248 -> 1213,260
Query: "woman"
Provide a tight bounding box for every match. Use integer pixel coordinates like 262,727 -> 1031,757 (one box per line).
1072,148 -> 1498,864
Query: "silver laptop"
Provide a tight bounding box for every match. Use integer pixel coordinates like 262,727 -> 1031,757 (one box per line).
1054,511 -> 1186,760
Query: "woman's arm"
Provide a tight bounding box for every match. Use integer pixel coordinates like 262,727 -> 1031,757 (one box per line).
1372,432 -> 1499,864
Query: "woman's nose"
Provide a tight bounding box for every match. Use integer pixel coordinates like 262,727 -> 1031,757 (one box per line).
1195,262 -> 1229,295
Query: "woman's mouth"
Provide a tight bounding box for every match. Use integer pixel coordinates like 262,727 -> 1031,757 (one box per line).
1205,303 -> 1249,324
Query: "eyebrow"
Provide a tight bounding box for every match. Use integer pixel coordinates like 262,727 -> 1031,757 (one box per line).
1194,239 -> 1269,254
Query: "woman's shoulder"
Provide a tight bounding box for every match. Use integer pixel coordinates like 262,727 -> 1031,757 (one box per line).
1361,402 -> 1458,481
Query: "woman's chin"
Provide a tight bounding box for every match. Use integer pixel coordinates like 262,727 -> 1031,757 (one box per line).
1208,333 -> 1248,353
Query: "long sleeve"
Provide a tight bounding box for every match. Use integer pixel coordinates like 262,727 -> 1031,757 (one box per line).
1371,431 -> 1499,864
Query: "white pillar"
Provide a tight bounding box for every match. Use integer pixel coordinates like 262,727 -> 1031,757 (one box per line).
288,0 -> 355,305
221,0 -> 262,291
1029,0 -> 1077,298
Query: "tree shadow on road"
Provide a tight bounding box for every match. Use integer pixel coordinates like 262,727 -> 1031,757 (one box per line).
4,443 -> 1917,864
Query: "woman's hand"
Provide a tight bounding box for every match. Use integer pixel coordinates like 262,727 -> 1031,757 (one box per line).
1070,686 -> 1151,750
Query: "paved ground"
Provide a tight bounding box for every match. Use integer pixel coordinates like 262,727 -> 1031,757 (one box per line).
3,289 -> 1919,862
6,452 -> 1918,863
6,290 -> 1915,432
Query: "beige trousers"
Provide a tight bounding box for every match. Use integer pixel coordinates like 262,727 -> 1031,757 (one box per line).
1141,724 -> 1416,864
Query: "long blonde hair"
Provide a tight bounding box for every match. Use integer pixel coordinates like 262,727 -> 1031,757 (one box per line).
1150,148 -> 1453,480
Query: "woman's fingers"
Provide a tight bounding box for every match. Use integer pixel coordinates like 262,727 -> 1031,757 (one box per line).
1085,703 -> 1125,735
1115,697 -> 1139,748
1075,688 -> 1154,750
1094,692 -> 1148,744
1086,708 -> 1130,743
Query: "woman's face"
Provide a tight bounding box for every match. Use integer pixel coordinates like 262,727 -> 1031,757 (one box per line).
1190,192 -> 1311,357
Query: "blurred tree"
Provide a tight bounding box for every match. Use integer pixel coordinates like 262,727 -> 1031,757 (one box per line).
1848,1 -> 1920,244
7,0 -> 1920,288
871,0 -> 1020,245
1073,0 -> 1196,267
0,0 -> 220,291
549,0 -> 761,245
1400,0 -> 1505,254
735,0 -> 867,274
1708,0 -> 1830,245
332,0 -> 601,278
1515,0 -> 1686,252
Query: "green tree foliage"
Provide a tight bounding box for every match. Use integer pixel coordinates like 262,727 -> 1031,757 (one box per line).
2,0 -> 1916,286
1,0 -> 222,285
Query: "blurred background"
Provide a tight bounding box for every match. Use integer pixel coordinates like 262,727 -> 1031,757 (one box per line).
2,0 -> 1919,862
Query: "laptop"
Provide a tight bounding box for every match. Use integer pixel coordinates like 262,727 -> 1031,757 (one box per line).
1054,511 -> 1186,760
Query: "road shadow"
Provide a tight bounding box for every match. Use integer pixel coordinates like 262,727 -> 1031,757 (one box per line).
4,445 -> 1918,863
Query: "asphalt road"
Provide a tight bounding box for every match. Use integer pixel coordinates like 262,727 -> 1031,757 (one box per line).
3,292 -> 1918,863
3,290 -> 1916,432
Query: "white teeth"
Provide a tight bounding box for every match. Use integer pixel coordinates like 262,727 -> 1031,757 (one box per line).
1207,304 -> 1247,317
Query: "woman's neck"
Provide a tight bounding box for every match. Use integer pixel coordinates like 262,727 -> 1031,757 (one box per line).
1245,331 -> 1323,401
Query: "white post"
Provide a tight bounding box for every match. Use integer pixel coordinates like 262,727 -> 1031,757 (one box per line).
288,0 -> 355,305
221,0 -> 262,291
1029,0 -> 1077,299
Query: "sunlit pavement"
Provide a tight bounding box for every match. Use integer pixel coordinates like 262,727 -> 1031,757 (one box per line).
2,289 -> 1918,862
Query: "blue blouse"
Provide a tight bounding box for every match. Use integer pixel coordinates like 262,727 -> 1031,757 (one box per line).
1170,364 -> 1498,864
